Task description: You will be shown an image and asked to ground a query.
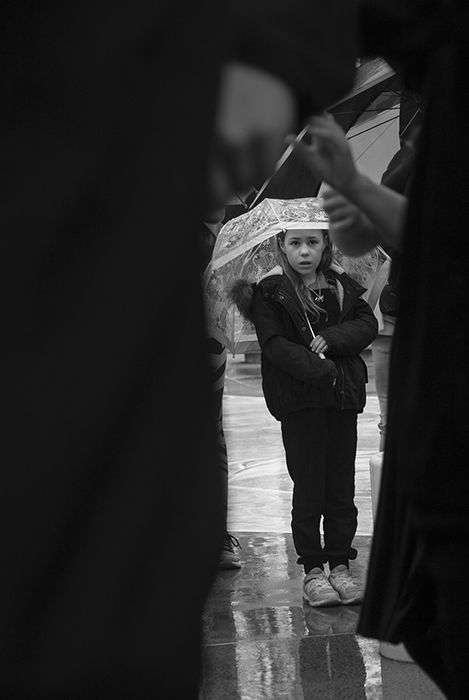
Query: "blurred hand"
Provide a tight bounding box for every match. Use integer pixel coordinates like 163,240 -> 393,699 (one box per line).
286,114 -> 359,194
322,187 -> 367,233
216,62 -> 297,192
218,63 -> 296,146
310,335 -> 328,355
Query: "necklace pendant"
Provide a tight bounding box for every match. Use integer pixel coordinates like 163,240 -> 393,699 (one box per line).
314,294 -> 324,303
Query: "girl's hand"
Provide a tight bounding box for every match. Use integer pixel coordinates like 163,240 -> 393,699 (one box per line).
310,335 -> 328,355
286,114 -> 359,195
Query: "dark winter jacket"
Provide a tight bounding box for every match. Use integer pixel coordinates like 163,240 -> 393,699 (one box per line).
233,267 -> 378,420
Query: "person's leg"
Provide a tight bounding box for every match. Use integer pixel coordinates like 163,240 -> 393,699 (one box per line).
207,337 -> 241,569
371,335 -> 392,452
281,409 -> 328,572
323,409 -> 358,569
282,409 -> 341,607
323,410 -> 362,604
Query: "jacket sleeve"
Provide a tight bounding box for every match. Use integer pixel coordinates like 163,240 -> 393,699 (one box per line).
252,289 -> 338,386
319,297 -> 378,357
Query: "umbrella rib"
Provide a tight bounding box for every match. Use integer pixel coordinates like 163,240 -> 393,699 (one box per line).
233,192 -> 249,209
334,106 -> 400,115
248,126 -> 309,210
351,106 -> 422,165
376,244 -> 391,260
399,107 -> 422,138
346,114 -> 399,141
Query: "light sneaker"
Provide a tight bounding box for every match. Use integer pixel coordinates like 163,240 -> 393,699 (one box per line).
303,568 -> 341,607
219,533 -> 242,570
328,565 -> 363,605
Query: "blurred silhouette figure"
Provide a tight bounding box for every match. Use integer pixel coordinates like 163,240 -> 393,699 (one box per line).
0,2 -> 357,697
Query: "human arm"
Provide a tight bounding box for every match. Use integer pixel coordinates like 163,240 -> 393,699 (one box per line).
251,290 -> 337,386
322,189 -> 382,257
334,175 -> 407,252
287,115 -> 407,251
263,336 -> 338,387
319,297 -> 378,357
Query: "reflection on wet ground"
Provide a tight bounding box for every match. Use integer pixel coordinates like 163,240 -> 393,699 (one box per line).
200,354 -> 444,699
202,534 -> 374,699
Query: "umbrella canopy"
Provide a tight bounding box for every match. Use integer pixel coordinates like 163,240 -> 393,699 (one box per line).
333,245 -> 389,294
204,198 -> 328,353
248,57 -> 422,207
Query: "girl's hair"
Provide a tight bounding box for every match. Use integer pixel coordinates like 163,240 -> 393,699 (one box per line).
276,228 -> 333,322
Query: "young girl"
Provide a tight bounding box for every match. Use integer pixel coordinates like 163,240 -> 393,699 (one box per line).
231,220 -> 377,607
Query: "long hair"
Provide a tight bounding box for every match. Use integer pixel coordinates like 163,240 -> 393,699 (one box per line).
276,228 -> 333,323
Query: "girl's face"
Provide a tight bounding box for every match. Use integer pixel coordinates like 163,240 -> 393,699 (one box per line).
280,229 -> 326,279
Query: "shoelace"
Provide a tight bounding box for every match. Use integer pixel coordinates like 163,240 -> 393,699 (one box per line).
331,572 -> 355,588
223,533 -> 241,551
306,574 -> 330,590
313,579 -> 332,591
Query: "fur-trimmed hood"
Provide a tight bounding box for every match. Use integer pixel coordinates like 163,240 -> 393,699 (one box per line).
227,278 -> 257,324
227,265 -> 284,323
227,262 -> 360,323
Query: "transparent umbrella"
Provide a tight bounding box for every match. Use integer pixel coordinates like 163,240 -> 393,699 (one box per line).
203,197 -> 328,354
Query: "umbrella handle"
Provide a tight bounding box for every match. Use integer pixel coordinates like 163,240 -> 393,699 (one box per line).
305,313 -> 326,361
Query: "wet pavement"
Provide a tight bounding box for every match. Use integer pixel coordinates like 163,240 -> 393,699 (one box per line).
200,352 -> 445,699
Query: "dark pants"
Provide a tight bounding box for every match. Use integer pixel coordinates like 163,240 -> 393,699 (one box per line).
281,408 -> 358,572
403,534 -> 469,700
